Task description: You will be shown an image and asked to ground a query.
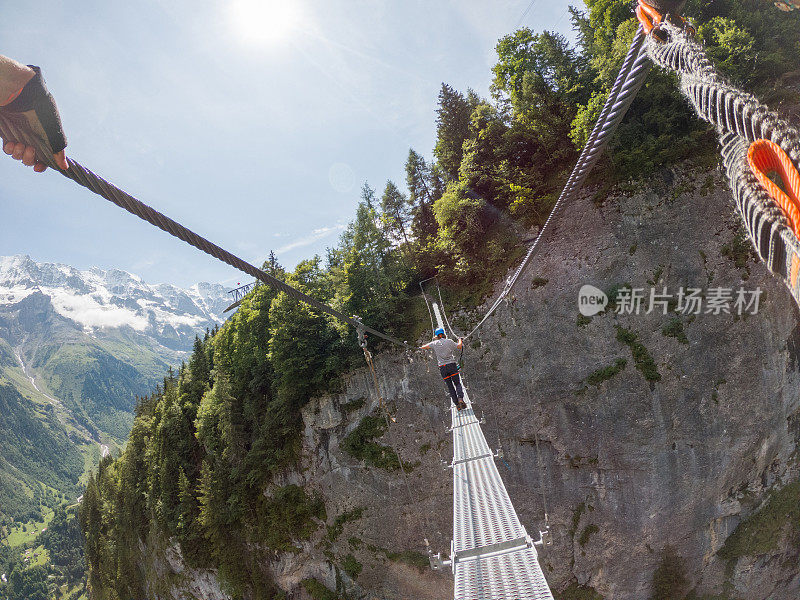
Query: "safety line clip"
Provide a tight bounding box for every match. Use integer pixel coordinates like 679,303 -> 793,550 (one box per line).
352,315 -> 367,349
636,0 -> 694,42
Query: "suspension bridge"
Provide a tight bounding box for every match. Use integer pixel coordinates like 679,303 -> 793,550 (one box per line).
424,300 -> 554,600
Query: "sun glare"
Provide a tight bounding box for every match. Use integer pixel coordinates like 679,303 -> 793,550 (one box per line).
231,0 -> 302,46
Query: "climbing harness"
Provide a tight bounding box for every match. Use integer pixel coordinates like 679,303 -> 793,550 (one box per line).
639,0 -> 800,308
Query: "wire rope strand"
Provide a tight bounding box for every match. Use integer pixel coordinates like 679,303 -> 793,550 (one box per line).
644,21 -> 800,309
462,28 -> 651,340
419,280 -> 438,336
436,279 -> 466,340
0,110 -> 411,350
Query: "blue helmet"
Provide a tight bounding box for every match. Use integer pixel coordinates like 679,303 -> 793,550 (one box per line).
434,327 -> 445,337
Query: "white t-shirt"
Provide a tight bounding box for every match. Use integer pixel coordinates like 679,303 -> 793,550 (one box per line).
428,338 -> 459,366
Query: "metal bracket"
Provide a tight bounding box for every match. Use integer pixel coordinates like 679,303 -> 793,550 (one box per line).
450,535 -> 533,565
533,524 -> 554,548
651,12 -> 695,43
424,538 -> 451,571
450,452 -> 493,468
448,418 -> 479,432
352,315 -> 367,349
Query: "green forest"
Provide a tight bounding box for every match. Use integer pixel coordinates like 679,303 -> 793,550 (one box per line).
2,0 -> 795,599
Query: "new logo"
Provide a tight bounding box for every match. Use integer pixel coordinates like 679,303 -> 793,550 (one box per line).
578,285 -> 608,316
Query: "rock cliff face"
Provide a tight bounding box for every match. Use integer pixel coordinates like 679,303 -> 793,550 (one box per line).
143,165 -> 800,599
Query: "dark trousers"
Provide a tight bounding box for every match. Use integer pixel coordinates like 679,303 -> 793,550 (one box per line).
439,362 -> 463,405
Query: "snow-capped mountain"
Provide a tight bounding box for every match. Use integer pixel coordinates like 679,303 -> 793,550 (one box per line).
0,255 -> 232,352
0,256 -> 239,520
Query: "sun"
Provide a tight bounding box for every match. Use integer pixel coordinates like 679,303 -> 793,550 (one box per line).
231,0 -> 302,46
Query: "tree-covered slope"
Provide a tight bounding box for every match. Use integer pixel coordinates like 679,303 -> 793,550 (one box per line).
0,260 -> 232,599
0,383 -> 83,525
34,342 -> 160,441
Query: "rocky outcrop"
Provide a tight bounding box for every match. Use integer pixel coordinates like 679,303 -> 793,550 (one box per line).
142,164 -> 800,599
139,534 -> 232,600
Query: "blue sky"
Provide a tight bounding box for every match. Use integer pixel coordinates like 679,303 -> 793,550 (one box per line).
0,0 -> 582,288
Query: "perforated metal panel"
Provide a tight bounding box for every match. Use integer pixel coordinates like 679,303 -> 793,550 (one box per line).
450,395 -> 554,600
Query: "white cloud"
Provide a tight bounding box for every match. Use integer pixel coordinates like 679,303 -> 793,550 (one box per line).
276,224 -> 345,254
46,288 -> 150,332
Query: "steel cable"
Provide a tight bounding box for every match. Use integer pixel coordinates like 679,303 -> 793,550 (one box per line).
0,110 -> 411,349
645,21 -> 800,307
645,23 -> 800,162
463,27 -> 652,340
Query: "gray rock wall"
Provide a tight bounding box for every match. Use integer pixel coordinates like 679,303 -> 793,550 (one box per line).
144,165 -> 800,599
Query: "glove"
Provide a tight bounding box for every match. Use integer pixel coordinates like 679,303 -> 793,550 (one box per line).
2,66 -> 67,158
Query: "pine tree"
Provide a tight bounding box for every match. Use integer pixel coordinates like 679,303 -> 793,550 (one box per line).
78,473 -> 103,594
176,465 -> 206,563
380,180 -> 411,246
405,149 -> 439,243
197,459 -> 224,546
360,181 -> 376,211
180,336 -> 211,424
263,250 -> 284,279
405,148 -> 431,205
433,84 -> 478,180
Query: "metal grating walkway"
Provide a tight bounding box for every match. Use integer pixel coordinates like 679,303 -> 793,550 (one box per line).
428,302 -> 554,600
449,394 -> 554,600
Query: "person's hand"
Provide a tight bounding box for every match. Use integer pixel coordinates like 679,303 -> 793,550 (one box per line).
0,60 -> 68,173
2,140 -> 67,172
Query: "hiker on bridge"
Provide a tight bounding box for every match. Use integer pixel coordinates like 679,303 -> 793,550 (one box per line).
421,328 -> 466,410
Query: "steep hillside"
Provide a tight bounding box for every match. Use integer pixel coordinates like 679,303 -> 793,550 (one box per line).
86,165 -> 800,600
0,255 -> 231,447
0,382 -> 83,524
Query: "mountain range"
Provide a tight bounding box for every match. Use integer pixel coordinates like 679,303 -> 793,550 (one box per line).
0,255 -> 232,526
